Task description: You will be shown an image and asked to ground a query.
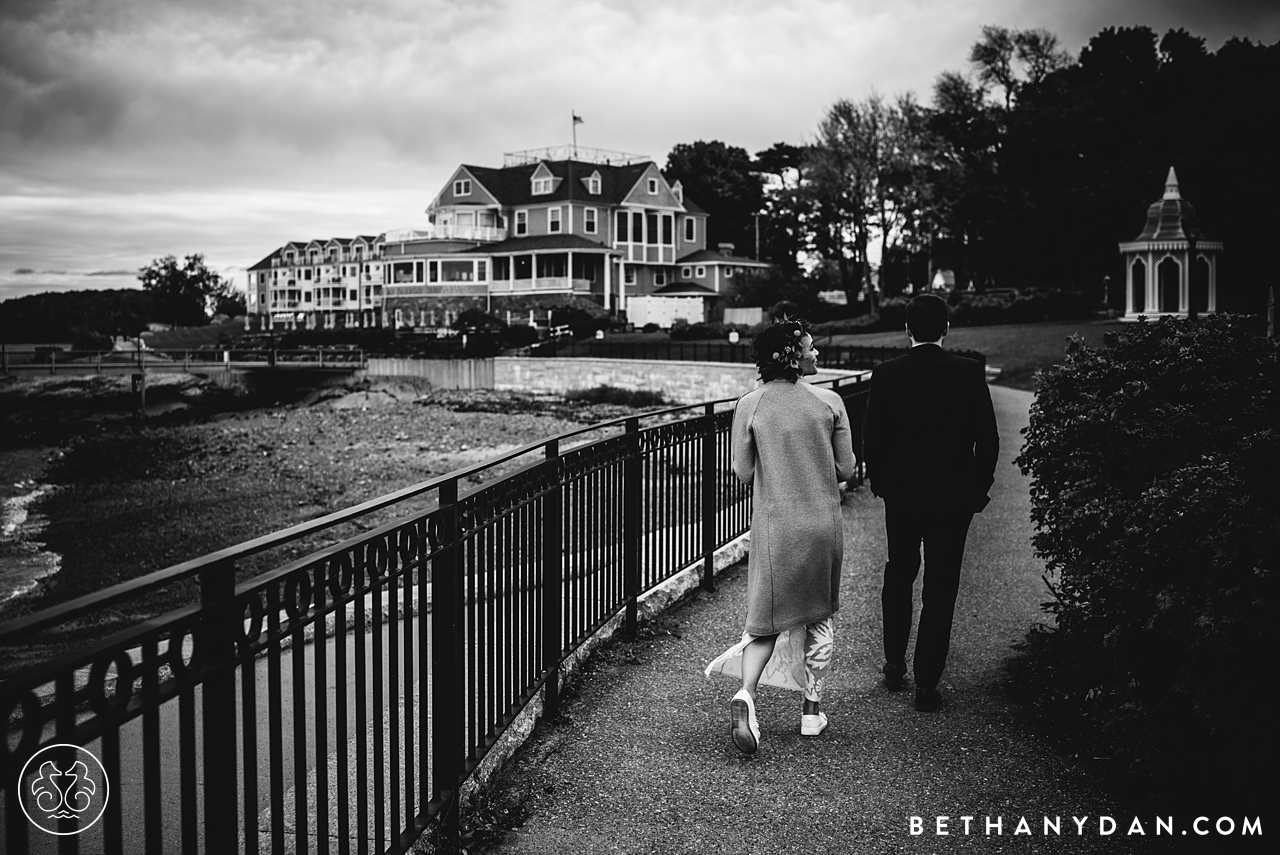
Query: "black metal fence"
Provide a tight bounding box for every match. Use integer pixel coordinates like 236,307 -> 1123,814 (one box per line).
0,374 -> 871,854
527,338 -> 986,369
0,347 -> 366,374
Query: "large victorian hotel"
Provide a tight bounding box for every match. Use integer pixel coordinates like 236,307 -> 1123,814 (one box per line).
245,146 -> 767,333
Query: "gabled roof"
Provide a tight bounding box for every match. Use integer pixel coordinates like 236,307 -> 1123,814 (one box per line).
676,249 -> 769,266
248,249 -> 280,271
452,160 -> 663,209
460,234 -> 615,254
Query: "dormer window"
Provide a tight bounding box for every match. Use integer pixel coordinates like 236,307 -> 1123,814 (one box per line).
672,180 -> 683,204
533,177 -> 553,195
647,178 -> 659,194
454,178 -> 471,196
587,172 -> 601,194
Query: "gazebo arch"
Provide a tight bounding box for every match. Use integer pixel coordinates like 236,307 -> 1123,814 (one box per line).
1118,167 -> 1224,321
1130,257 -> 1146,313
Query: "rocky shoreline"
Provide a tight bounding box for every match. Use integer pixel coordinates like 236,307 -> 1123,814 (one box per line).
0,373 -> 657,640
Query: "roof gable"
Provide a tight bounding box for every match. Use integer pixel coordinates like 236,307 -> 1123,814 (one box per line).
621,164 -> 682,209
428,165 -> 501,213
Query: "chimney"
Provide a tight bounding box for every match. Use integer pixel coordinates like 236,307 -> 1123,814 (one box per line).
717,243 -> 735,256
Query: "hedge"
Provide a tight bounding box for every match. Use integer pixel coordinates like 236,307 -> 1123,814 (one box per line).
1015,314 -> 1279,793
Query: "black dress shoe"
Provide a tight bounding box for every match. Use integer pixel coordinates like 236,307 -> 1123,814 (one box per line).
882,661 -> 907,690
915,687 -> 943,712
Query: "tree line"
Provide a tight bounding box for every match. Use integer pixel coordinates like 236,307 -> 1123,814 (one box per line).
664,24 -> 1278,315
0,254 -> 245,347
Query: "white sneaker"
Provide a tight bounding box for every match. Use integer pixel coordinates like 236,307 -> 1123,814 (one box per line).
730,689 -> 760,754
800,712 -> 828,736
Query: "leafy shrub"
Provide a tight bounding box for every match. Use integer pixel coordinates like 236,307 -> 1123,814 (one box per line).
1015,314 -> 1280,791
641,322 -> 661,334
502,324 -> 540,348
563,385 -> 668,408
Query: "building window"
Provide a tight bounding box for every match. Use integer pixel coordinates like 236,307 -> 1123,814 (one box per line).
533,177 -> 552,195
647,178 -> 658,194
441,260 -> 474,281
588,174 -> 601,194
684,217 -> 696,242
548,207 -> 562,233
584,207 -> 597,234
515,210 -> 528,236
725,267 -> 735,278
681,266 -> 692,278
477,261 -> 487,281
349,289 -> 358,300
646,212 -> 658,245
624,267 -> 636,284
655,271 -> 666,286
662,213 -> 673,245
616,210 -> 629,241
696,266 -> 706,278
454,178 -> 471,196
392,261 -> 415,283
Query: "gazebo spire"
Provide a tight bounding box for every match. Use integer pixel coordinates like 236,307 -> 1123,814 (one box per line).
1163,166 -> 1181,201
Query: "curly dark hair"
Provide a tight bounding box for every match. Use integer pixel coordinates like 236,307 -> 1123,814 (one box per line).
751,317 -> 812,383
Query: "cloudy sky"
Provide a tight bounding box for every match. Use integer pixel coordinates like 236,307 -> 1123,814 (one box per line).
2,0 -> 1277,302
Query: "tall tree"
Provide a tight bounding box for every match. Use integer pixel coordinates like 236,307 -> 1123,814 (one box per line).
137,254 -> 232,327
805,96 -> 894,297
662,141 -> 765,257
970,25 -> 1019,110
754,142 -> 808,276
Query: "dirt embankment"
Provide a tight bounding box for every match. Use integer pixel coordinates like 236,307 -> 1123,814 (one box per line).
0,373 -> 654,637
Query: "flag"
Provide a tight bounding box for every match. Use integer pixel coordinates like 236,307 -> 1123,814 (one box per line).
572,112 -> 583,125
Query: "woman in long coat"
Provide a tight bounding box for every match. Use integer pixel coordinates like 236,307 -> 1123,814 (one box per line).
708,318 -> 857,754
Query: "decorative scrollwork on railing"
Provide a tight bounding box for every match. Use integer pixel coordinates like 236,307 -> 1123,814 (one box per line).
164,620 -> 196,682
87,651 -> 135,716
283,567 -> 315,623
328,551 -> 356,600
238,589 -> 267,656
365,535 -> 391,582
2,689 -> 46,763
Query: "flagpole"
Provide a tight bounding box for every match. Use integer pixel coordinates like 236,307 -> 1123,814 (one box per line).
572,110 -> 578,158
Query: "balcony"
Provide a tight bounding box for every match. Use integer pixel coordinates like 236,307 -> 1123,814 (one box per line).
389,223 -> 509,243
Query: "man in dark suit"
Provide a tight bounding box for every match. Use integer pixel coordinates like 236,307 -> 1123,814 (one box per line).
863,294 -> 999,712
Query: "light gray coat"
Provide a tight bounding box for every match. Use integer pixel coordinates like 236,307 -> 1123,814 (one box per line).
731,380 -> 857,635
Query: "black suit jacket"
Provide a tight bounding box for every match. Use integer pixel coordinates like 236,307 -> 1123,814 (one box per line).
863,344 -> 999,514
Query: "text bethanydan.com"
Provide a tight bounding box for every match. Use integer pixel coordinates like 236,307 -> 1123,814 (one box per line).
908,815 -> 1261,838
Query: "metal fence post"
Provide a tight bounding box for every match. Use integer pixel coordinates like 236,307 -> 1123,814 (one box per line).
623,418 -> 641,639
199,558 -> 238,854
432,478 -> 462,843
542,439 -> 564,718
701,403 -> 716,591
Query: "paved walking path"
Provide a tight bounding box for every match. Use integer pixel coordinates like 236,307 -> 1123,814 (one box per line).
469,386 -> 1193,854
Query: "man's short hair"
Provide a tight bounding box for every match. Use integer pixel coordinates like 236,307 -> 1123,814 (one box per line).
906,294 -> 948,343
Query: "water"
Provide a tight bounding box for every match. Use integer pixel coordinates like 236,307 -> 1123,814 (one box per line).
0,451 -> 61,608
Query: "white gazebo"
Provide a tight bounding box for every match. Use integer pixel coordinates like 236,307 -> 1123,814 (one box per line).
1118,167 -> 1224,320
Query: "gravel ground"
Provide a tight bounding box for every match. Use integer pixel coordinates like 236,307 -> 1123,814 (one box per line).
457,387 -> 1260,855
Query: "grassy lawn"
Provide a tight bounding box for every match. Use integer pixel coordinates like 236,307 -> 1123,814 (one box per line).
818,319 -> 1125,391
606,319 -> 1125,391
